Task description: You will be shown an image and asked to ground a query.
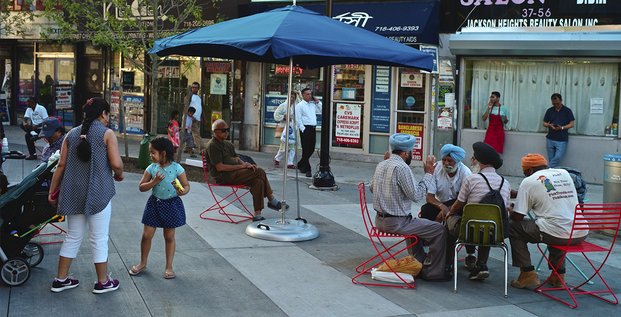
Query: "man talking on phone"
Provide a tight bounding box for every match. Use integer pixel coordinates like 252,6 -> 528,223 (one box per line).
543,93 -> 574,168
295,88 -> 322,177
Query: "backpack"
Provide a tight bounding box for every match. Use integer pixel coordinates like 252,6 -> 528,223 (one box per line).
560,167 -> 587,204
478,173 -> 509,238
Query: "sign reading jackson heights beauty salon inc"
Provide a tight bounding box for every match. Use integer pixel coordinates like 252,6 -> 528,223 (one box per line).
440,0 -> 621,32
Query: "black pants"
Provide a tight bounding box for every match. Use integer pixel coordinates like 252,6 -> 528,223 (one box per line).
21,125 -> 40,156
297,125 -> 316,172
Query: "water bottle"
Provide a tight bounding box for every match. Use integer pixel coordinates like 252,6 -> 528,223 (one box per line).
1,137 -> 8,154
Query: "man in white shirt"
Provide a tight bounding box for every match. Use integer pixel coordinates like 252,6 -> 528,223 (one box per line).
22,97 -> 49,160
295,88 -> 321,177
189,82 -> 203,154
509,153 -> 587,289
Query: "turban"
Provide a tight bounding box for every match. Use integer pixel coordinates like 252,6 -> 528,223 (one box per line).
473,142 -> 503,169
521,153 -> 548,171
440,144 -> 466,163
389,133 -> 416,152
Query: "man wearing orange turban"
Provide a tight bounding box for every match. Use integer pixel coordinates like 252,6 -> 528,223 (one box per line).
508,153 -> 587,289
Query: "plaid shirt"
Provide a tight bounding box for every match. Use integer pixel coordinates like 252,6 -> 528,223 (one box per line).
41,134 -> 65,163
370,154 -> 433,216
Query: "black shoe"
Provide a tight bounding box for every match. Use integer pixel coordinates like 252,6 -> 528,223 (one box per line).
267,200 -> 289,211
305,170 -> 312,177
464,255 -> 477,272
252,215 -> 266,222
468,264 -> 489,280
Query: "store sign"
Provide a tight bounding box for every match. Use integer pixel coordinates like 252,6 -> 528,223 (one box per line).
441,0 -> 621,32
204,62 -> 231,73
371,66 -> 391,133
401,72 -> 424,88
396,122 -> 424,161
293,1 -> 439,44
269,64 -> 319,78
264,94 -> 287,125
55,85 -> 73,110
335,103 -> 362,146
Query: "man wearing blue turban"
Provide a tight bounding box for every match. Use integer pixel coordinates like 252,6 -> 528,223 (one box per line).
370,133 -> 450,281
420,144 -> 472,223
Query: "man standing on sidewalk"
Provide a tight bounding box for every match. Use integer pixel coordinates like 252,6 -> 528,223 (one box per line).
295,88 -> 321,177
543,93 -> 574,167
189,82 -> 203,154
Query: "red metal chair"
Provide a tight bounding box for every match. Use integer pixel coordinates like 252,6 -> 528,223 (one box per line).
351,182 -> 419,289
534,202 -> 621,309
199,151 -> 253,224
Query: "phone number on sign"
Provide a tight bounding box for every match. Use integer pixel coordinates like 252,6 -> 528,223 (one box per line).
375,25 -> 420,32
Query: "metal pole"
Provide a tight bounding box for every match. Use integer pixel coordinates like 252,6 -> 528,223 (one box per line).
281,57 -> 295,222
312,0 -> 336,189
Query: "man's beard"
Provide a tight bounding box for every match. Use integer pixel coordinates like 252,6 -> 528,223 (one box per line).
404,153 -> 412,166
470,162 -> 481,174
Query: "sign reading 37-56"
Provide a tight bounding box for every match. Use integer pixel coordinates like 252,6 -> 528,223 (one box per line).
441,0 -> 620,32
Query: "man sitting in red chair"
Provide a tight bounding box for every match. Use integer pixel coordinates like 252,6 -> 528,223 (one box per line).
508,153 -> 588,289
370,133 -> 450,281
205,119 -> 287,222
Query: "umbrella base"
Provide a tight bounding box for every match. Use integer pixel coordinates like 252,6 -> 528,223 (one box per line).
245,218 -> 319,242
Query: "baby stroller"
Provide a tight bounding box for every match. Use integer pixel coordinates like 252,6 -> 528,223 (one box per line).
0,160 -> 59,286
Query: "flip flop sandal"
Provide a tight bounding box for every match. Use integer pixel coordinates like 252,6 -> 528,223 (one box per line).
129,265 -> 147,276
163,271 -> 176,279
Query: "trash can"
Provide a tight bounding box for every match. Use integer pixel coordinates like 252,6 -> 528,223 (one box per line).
138,134 -> 153,170
603,154 -> 621,203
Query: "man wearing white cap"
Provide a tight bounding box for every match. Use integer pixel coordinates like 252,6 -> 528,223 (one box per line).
370,133 -> 449,281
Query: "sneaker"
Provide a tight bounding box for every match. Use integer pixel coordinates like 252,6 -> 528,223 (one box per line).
464,255 -> 477,271
252,215 -> 266,222
468,264 -> 489,280
93,274 -> 120,294
51,276 -> 80,292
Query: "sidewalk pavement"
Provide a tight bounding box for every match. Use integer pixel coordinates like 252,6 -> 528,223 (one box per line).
1,124 -> 619,317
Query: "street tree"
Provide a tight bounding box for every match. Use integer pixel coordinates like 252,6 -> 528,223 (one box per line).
0,0 -> 34,37
40,0 -> 221,158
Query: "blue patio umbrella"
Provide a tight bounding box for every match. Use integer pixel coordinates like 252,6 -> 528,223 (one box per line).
149,5 -> 433,241
149,5 -> 433,70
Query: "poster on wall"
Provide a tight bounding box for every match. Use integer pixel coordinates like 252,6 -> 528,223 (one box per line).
400,72 -> 423,88
437,107 -> 454,130
55,84 -> 73,110
371,66 -> 391,133
335,103 -> 362,146
396,122 -> 424,161
122,94 -> 145,134
264,94 -> 288,126
210,73 -> 227,95
109,90 -> 121,131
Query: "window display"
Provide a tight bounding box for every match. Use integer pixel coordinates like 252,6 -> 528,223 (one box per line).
334,64 -> 365,102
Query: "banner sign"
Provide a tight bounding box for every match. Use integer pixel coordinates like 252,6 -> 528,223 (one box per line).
396,122 -> 424,161
441,0 -> 621,32
263,0 -> 439,44
335,103 -> 362,146
110,90 -> 122,131
55,84 -> 73,110
371,66 -> 391,133
122,94 -> 145,134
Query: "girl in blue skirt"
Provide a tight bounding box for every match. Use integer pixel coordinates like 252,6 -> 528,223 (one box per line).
129,137 -> 190,279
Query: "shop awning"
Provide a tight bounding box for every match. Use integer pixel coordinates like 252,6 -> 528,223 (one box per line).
450,27 -> 621,56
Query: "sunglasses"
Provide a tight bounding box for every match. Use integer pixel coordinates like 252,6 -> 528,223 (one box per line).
215,128 -> 230,133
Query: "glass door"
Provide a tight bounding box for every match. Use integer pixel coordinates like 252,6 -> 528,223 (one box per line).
396,68 -> 427,161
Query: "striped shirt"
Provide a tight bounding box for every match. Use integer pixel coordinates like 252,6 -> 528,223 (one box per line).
370,154 -> 433,216
457,166 -> 511,208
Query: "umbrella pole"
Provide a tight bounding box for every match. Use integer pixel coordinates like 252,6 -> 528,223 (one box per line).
281,57 -> 296,223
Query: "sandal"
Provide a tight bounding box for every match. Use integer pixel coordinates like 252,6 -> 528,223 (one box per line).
128,265 -> 147,276
163,271 -> 176,279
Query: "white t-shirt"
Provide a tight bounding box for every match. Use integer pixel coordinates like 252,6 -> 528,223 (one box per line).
513,168 -> 587,239
428,162 -> 472,202
189,94 -> 202,121
24,104 -> 49,126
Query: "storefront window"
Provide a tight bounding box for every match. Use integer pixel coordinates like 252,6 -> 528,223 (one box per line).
263,64 -> 323,146
463,59 -> 620,136
396,68 -> 426,161
18,45 -> 34,117
332,64 -> 365,148
155,57 -> 200,135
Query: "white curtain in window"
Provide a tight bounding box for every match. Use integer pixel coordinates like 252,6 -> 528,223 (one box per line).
471,60 -> 618,136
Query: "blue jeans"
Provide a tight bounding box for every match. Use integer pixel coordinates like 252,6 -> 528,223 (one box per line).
546,138 -> 567,168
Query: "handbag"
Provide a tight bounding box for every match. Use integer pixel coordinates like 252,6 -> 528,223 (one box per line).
274,125 -> 284,138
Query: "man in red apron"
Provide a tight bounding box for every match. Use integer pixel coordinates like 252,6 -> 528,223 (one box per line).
482,91 -> 508,154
